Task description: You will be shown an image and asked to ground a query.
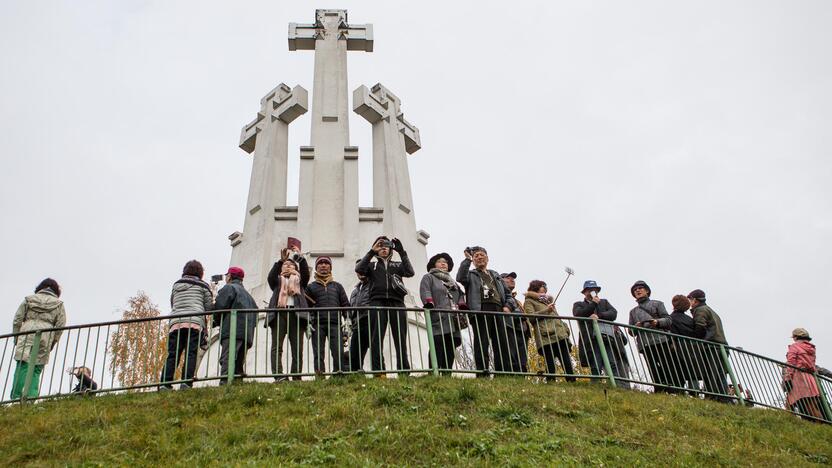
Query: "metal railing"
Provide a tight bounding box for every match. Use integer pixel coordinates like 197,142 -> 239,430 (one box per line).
2,307 -> 830,423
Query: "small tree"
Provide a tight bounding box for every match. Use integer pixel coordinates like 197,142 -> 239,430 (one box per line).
109,291 -> 167,390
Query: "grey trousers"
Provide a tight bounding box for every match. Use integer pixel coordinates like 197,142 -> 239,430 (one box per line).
219,338 -> 246,382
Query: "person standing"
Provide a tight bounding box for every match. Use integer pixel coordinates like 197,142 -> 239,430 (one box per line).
669,294 -> 700,392
266,244 -> 310,381
307,257 -> 350,375
572,280 -> 628,388
687,289 -> 731,403
213,267 -> 257,383
348,265 -> 382,373
456,246 -> 511,377
628,281 -> 677,394
11,278 -> 67,400
356,236 -> 415,373
783,328 -> 826,421
161,260 -> 213,389
524,280 -> 575,382
501,272 -> 529,374
420,253 -> 466,373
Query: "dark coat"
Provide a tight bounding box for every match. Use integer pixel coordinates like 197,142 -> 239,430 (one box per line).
355,250 -> 415,303
266,258 -> 311,326
691,303 -> 727,344
455,258 -> 508,311
306,280 -> 350,321
212,279 -> 258,347
670,311 -> 697,337
573,298 -> 618,365
349,280 -> 372,322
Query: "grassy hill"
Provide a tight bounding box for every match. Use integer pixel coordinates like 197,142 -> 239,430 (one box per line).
0,376 -> 830,466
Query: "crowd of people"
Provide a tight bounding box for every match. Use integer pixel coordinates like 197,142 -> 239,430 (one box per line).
6,236 -> 829,422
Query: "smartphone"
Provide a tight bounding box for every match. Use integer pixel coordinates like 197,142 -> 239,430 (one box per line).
590,291 -> 598,298
211,274 -> 223,283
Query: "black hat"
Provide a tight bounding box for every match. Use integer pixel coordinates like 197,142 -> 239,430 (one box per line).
427,253 -> 454,272
630,280 -> 651,297
500,272 -> 517,279
687,289 -> 706,302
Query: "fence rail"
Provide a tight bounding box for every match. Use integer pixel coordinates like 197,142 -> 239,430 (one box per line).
2,307 -> 829,424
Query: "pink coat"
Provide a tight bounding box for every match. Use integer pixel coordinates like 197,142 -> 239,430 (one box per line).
784,340 -> 820,407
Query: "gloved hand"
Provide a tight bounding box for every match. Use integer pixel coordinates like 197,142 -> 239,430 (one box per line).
423,300 -> 435,309
392,237 -> 404,254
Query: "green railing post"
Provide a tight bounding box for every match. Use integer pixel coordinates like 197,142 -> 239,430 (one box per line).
719,345 -> 744,406
227,310 -> 237,385
423,309 -> 440,377
813,373 -> 832,423
591,319 -> 616,387
20,331 -> 42,403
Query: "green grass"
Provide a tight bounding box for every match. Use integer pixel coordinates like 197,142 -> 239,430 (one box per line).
1,376 -> 830,466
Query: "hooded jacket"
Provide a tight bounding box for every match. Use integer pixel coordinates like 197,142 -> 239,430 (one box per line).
350,279 -> 372,322
356,250 -> 415,303
13,289 -> 66,365
168,276 -> 213,331
784,340 -> 820,406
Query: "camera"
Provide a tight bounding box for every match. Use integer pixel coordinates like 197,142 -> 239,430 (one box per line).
211,274 -> 223,284
379,239 -> 394,249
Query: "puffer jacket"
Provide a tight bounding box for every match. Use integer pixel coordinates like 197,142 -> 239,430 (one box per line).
266,258 -> 311,326
350,280 -> 372,322
13,289 -> 66,365
628,297 -> 671,352
356,250 -> 415,303
691,303 -> 727,344
169,276 -> 213,331
524,292 -> 570,350
306,279 -> 350,321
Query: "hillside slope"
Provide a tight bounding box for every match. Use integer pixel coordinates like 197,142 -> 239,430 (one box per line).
0,377 -> 829,466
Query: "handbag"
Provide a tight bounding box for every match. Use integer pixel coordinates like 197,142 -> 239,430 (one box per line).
392,274 -> 409,296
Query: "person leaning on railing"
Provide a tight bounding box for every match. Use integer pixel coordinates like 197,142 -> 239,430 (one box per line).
687,289 -> 732,403
420,253 -> 467,374
783,328 -> 827,421
160,260 -> 214,390
524,280 -> 575,382
11,278 -> 66,400
572,280 -> 628,388
213,267 -> 257,384
265,245 -> 310,382
628,281 -> 678,394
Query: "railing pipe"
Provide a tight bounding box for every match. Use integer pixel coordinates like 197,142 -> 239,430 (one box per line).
719,344 -> 744,406
591,319 -> 616,387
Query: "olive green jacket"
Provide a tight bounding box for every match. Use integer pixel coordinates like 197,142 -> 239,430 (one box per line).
524,293 -> 570,350
691,303 -> 727,345
13,289 -> 66,365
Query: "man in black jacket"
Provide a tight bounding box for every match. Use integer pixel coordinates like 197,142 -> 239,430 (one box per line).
213,266 -> 258,383
501,272 -> 529,374
356,236 -> 415,373
348,266 -> 382,372
669,294 -> 699,393
572,280 -> 629,388
307,257 -> 350,375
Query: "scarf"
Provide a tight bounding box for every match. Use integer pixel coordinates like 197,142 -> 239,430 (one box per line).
314,271 -> 333,285
277,272 -> 300,308
429,268 -> 458,291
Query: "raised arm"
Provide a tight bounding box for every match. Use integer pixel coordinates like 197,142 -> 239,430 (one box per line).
596,300 -> 618,322
298,257 -> 311,288
456,258 -> 472,285
356,250 -> 374,275
572,300 -> 596,318
267,261 -> 282,291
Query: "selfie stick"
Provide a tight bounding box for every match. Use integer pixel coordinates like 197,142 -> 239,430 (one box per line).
552,266 -> 575,304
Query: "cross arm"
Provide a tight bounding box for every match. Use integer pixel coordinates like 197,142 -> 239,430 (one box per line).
239,84 -> 308,153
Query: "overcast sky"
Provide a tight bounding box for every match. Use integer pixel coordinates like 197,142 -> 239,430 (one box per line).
1,1 -> 830,365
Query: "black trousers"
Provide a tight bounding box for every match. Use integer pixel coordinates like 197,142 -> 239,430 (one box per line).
161,328 -> 201,388
471,303 -> 512,376
310,314 -> 348,374
349,314 -> 385,372
431,333 -> 462,372
699,342 -> 731,402
506,324 -> 528,373
370,298 -> 410,371
219,338 -> 247,382
540,340 -> 576,382
270,312 -> 307,380
642,343 -> 682,394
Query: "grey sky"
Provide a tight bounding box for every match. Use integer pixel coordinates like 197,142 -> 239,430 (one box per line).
1,1 -> 830,366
